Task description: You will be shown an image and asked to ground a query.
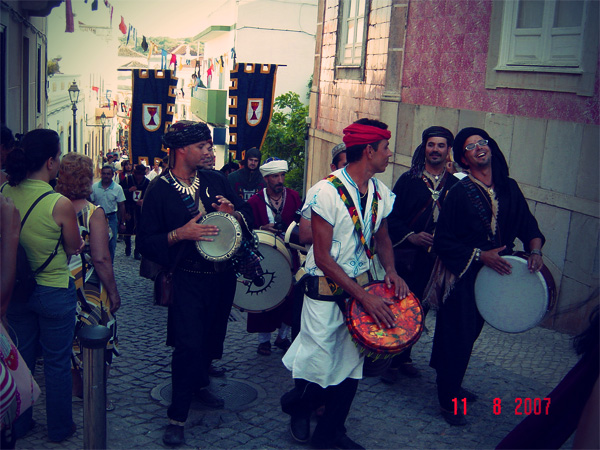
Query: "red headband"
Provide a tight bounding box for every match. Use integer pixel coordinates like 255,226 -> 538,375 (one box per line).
342,123 -> 391,148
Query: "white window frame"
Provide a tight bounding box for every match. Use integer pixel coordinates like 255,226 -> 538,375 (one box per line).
486,0 -> 598,96
497,0 -> 587,73
336,0 -> 370,80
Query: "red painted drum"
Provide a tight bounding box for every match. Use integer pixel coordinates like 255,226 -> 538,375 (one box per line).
346,281 -> 424,358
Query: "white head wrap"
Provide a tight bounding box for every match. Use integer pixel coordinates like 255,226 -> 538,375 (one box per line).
260,158 -> 288,177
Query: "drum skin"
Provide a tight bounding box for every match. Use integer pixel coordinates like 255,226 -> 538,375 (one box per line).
233,230 -> 293,313
474,254 -> 554,333
346,282 -> 424,357
195,212 -> 242,262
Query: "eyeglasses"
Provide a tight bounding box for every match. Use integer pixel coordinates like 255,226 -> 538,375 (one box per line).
464,139 -> 488,151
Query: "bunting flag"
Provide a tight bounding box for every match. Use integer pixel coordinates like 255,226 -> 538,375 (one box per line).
228,63 -> 277,159
130,69 -> 177,165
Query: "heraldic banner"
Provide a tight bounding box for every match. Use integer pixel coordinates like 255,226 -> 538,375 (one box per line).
229,63 -> 277,159
130,69 -> 178,166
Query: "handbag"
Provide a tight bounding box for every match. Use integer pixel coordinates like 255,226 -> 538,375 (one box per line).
153,244 -> 186,307
0,324 -> 41,425
154,269 -> 175,307
0,189 -> 62,303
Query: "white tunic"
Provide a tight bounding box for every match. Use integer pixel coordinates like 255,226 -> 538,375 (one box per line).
282,168 -> 395,387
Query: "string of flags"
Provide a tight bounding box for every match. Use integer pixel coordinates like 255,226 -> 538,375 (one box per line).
63,0 -> 238,84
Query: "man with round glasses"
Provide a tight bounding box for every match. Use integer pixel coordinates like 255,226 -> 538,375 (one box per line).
428,127 -> 545,426
246,158 -> 302,355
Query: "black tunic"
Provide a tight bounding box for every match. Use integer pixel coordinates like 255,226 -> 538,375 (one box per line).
137,169 -> 253,422
388,171 -> 458,298
430,176 -> 545,409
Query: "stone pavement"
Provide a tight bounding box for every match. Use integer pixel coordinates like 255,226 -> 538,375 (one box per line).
16,240 -> 581,449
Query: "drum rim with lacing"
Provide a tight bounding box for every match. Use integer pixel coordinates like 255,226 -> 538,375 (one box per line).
474,252 -> 556,333
346,281 -> 424,358
233,230 -> 293,313
195,211 -> 243,262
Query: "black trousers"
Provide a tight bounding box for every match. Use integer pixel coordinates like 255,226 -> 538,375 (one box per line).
166,269 -> 235,423
429,271 -> 484,410
281,377 -> 358,446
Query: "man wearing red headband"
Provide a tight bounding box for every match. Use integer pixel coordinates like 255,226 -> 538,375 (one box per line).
281,118 -> 408,449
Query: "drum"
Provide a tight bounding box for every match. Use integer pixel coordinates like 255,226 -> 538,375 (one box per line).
284,221 -> 308,254
233,230 -> 293,312
346,282 -> 424,358
195,212 -> 242,262
474,253 -> 556,333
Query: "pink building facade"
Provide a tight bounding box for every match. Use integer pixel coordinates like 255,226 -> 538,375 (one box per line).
306,0 -> 599,333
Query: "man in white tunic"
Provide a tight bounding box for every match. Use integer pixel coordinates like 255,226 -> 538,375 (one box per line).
282,118 -> 409,449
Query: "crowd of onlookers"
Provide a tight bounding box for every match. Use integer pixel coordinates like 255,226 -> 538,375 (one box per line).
0,126 -> 122,447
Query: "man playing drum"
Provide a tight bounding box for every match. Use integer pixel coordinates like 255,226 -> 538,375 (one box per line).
281,118 -> 408,449
247,158 -> 302,355
137,121 -> 253,446
428,127 -> 545,426
384,126 -> 458,381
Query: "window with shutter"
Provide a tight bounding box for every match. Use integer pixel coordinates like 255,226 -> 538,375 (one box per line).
486,0 -> 598,96
336,0 -> 370,80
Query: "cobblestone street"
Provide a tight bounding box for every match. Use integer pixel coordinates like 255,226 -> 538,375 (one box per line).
16,240 -> 581,449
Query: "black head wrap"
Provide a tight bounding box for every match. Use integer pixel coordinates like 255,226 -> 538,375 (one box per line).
245,147 -> 261,162
453,127 -> 510,192
162,121 -> 212,150
408,126 -> 454,178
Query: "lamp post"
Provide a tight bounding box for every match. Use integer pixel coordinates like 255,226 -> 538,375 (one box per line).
100,112 -> 107,155
68,81 -> 80,152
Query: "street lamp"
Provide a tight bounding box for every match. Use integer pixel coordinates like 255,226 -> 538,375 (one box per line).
68,81 -> 80,152
100,112 -> 107,155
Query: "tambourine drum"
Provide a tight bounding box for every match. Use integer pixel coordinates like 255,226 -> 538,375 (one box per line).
233,230 -> 293,313
346,282 -> 424,358
195,212 -> 242,262
474,253 -> 556,333
284,221 -> 308,254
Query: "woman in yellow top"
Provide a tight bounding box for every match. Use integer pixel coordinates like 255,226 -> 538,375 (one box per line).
2,129 -> 83,442
55,153 -> 121,410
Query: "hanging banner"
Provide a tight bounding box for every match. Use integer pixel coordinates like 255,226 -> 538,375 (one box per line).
129,69 -> 177,165
228,63 -> 277,159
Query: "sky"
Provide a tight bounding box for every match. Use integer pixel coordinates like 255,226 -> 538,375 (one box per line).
47,0 -> 229,82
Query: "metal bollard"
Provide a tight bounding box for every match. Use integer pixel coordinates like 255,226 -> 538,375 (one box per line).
78,325 -> 112,450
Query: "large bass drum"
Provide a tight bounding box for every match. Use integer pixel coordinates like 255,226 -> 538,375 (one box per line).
233,230 -> 293,313
474,252 -> 556,333
195,212 -> 243,262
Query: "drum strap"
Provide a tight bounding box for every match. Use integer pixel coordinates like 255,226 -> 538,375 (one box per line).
461,176 -> 500,246
304,272 -> 372,313
326,175 -> 378,259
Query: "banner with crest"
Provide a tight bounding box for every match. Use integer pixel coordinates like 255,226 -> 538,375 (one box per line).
130,69 -> 178,166
228,63 -> 277,159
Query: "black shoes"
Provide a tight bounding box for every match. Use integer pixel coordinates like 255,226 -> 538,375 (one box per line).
440,407 -> 467,426
195,388 -> 225,408
289,415 -> 310,443
312,435 -> 365,449
163,424 -> 184,446
208,364 -> 226,378
274,337 -> 292,351
458,387 -> 478,402
333,435 -> 365,449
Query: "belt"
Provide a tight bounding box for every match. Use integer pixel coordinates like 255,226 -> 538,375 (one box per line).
303,272 -> 371,301
106,212 -> 117,216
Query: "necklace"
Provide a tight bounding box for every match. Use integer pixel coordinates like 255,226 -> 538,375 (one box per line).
173,174 -> 200,197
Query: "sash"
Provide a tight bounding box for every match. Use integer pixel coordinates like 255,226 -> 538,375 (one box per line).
327,174 -> 378,259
